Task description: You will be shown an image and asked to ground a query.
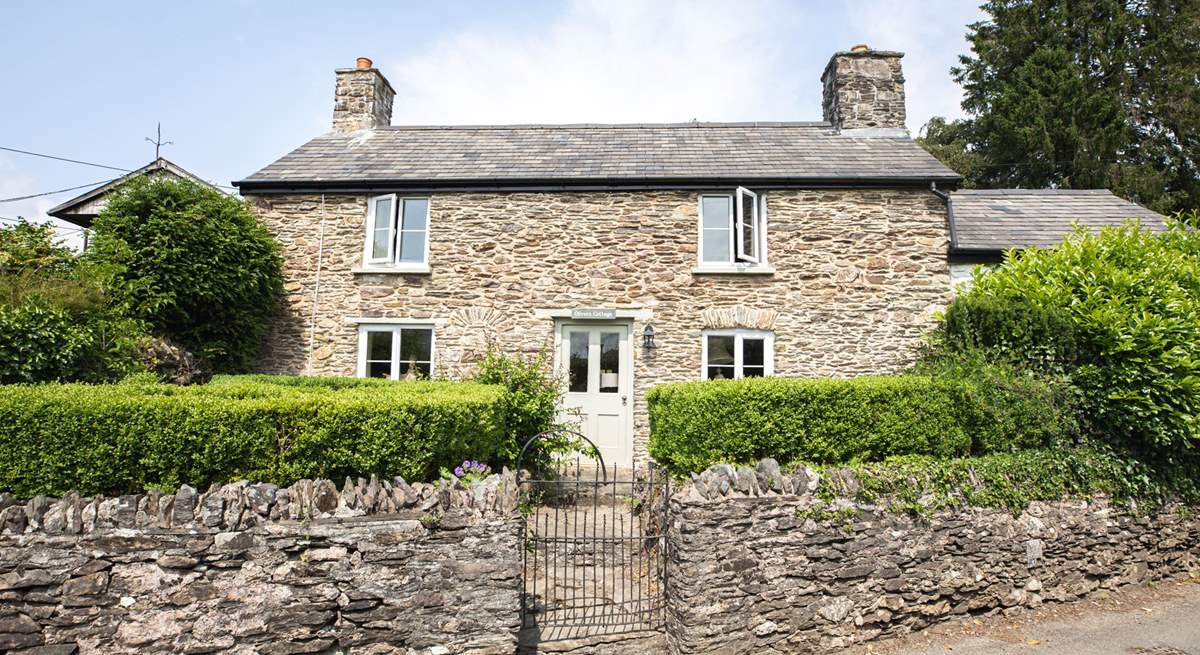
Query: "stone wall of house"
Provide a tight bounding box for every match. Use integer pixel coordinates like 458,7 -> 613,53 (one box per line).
665,462 -> 1200,654
0,475 -> 520,654
247,189 -> 951,462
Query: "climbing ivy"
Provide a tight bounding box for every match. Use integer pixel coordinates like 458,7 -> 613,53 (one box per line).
808,447 -> 1200,516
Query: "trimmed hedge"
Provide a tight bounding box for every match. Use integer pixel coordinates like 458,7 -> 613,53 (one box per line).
0,375 -> 506,498
647,373 -> 1077,475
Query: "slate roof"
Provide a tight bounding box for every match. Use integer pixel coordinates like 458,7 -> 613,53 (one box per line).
235,122 -> 961,190
949,189 -> 1165,254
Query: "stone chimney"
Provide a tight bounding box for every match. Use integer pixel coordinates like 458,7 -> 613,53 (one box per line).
820,45 -> 906,132
332,57 -> 395,133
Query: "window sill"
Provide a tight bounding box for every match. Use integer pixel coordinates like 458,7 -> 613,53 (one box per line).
352,265 -> 432,275
691,265 -> 776,276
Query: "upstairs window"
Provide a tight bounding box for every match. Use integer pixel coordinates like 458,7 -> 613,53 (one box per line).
364,195 -> 430,268
699,187 -> 767,268
702,329 -> 774,380
357,324 -> 434,379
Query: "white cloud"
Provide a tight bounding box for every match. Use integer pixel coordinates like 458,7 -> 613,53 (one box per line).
387,0 -> 804,124
384,0 -> 982,133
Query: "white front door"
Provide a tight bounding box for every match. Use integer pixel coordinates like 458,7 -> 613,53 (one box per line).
559,323 -> 633,468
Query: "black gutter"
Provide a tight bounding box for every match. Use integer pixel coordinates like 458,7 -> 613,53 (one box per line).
233,176 -> 963,194
947,248 -> 1005,263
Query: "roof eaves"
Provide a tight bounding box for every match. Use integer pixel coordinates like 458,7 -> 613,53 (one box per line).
233,173 -> 965,193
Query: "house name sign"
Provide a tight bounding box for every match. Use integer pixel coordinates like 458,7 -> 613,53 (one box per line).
570,308 -> 617,320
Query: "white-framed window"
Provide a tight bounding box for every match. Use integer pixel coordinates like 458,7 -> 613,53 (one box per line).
362,195 -> 430,269
698,187 -> 768,268
701,329 -> 774,380
356,324 -> 435,379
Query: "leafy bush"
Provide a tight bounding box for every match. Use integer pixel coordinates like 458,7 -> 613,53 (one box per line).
647,371 -> 1078,475
89,177 -> 283,372
932,219 -> 1200,458
0,219 -> 145,383
0,220 -> 75,275
0,376 -> 506,498
471,344 -> 563,462
0,297 -> 144,384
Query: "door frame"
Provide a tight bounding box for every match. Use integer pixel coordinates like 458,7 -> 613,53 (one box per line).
553,319 -> 636,467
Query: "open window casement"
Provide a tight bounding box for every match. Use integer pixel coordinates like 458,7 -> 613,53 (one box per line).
365,194 -> 397,265
735,186 -> 760,263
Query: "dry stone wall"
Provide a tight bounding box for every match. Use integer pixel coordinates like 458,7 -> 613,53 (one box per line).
666,462 -> 1200,654
248,189 -> 951,463
0,475 -> 520,654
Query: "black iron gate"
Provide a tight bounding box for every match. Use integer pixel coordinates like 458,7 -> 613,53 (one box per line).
515,430 -> 669,640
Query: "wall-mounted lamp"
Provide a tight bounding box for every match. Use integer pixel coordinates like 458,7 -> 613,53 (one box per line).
642,323 -> 657,350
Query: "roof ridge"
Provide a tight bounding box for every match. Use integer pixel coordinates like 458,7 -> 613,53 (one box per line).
374,121 -> 834,131
954,188 -> 1115,196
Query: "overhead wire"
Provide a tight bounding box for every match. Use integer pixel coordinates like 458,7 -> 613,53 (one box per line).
0,179 -> 120,203
0,145 -> 131,172
0,144 -> 238,192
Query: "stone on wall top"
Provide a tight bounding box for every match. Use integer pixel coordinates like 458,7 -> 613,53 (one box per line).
0,472 -> 517,536
684,458 -> 821,502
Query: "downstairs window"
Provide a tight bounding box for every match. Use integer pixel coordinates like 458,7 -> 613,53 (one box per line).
702,329 -> 774,380
357,325 -> 434,379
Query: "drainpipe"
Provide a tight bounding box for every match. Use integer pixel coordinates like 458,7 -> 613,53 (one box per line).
930,182 -> 957,254
306,195 -> 327,374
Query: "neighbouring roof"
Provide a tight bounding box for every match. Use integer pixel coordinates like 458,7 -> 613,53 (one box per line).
234,122 -> 961,191
48,158 -> 217,227
949,189 -> 1165,256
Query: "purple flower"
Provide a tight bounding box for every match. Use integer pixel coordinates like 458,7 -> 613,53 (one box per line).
454,466 -> 464,477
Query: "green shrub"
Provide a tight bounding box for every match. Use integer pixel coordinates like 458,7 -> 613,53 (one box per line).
0,219 -> 146,383
934,219 -> 1200,458
647,371 -> 1077,475
0,376 -> 506,498
0,294 -> 144,384
471,345 -> 563,462
0,219 -> 75,276
89,177 -> 283,372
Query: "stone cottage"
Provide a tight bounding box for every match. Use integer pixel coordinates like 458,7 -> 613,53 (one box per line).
233,47 -> 1159,467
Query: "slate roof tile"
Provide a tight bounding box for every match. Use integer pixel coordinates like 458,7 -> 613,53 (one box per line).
236,123 -> 960,187
950,189 -> 1165,251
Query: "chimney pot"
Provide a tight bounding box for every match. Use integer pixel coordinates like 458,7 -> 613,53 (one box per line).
356,57 -> 373,70
850,44 -> 870,53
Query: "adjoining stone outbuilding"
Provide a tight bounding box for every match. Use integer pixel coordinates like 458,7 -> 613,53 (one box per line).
233,47 -> 1161,467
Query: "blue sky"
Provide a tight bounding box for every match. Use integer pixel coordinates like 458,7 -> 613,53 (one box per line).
0,1 -> 984,244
